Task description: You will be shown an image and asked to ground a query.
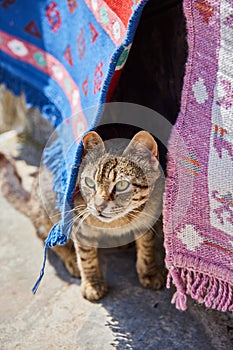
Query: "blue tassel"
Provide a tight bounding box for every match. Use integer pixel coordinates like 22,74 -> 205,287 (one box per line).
45,222 -> 68,248
32,222 -> 68,294
32,245 -> 47,294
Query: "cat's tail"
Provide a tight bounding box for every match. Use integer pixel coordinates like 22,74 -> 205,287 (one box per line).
0,152 -> 31,217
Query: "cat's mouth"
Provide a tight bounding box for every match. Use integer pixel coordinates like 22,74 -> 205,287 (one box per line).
87,206 -> 124,222
94,211 -> 125,223
96,213 -> 116,222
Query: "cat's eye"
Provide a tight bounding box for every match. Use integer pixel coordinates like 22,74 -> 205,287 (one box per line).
85,177 -> 95,189
115,180 -> 130,192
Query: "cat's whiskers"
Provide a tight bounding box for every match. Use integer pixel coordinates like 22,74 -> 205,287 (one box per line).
72,208 -> 88,225
127,211 -> 157,236
49,204 -> 86,220
74,211 -> 90,232
131,209 -> 161,233
64,208 -> 88,232
111,208 -> 124,213
48,212 -> 62,220
104,208 -> 123,216
131,208 -> 157,220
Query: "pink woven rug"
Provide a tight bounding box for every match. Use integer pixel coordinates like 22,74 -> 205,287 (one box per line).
164,0 -> 233,312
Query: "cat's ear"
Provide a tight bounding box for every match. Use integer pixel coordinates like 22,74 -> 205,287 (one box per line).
82,131 -> 105,154
124,131 -> 159,159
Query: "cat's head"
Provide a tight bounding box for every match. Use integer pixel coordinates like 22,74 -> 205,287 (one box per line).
76,130 -> 161,223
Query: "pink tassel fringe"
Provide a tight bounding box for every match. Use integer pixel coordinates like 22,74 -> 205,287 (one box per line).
168,267 -> 233,312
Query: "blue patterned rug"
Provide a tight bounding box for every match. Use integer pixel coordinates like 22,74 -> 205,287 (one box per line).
0,0 -> 148,290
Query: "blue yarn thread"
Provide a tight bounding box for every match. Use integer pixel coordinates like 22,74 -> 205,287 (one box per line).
31,245 -> 48,294
31,223 -> 68,294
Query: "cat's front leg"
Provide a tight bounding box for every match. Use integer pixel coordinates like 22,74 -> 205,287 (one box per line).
136,230 -> 165,290
74,242 -> 108,301
52,242 -> 81,278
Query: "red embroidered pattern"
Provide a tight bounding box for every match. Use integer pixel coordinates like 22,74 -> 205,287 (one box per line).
46,1 -> 62,33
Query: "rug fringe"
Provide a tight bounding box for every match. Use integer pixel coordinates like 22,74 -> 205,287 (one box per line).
0,65 -> 63,127
168,268 -> 233,312
43,138 -> 66,209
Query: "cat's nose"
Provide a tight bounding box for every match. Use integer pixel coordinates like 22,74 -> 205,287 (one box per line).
95,193 -> 108,213
95,202 -> 107,213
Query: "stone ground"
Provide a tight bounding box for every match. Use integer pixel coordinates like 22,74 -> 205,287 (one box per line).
0,131 -> 233,350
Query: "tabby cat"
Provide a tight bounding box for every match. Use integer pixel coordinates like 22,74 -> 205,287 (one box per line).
0,130 -> 165,301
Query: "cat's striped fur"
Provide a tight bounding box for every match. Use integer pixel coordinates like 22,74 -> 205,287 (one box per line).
72,131 -> 165,300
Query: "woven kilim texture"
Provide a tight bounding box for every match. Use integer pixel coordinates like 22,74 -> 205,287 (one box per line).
164,0 -> 233,311
0,0 -> 148,291
0,0 -> 147,246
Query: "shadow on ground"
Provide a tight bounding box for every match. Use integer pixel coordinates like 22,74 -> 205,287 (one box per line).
49,246 -> 233,350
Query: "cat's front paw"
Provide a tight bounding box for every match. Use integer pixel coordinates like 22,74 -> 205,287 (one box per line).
81,279 -> 108,301
138,269 -> 165,290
